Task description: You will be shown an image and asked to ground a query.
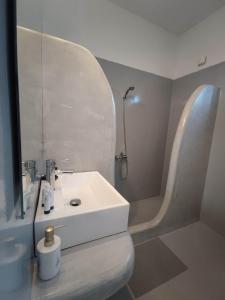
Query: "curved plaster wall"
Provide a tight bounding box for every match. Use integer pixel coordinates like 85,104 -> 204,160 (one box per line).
42,34 -> 116,184
130,85 -> 220,240
18,27 -> 116,185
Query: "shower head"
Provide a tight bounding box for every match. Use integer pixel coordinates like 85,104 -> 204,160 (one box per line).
123,86 -> 135,100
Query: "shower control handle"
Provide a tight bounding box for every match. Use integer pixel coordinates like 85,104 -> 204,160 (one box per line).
115,152 -> 128,161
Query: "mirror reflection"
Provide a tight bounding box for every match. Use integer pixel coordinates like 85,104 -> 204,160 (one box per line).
17,0 -> 43,214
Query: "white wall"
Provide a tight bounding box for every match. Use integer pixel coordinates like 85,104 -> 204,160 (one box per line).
18,1 -> 225,80
174,5 -> 225,79
42,0 -> 177,79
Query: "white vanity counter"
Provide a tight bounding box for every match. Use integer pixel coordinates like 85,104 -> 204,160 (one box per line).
31,172 -> 133,299
1,172 -> 133,300
32,232 -> 134,300
2,231 -> 134,300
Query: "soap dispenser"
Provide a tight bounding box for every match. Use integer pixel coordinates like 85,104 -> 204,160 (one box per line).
37,226 -> 61,281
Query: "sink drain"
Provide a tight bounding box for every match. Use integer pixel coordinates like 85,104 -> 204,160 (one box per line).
70,199 -> 81,207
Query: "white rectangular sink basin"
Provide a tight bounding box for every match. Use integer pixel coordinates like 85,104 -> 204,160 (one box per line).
35,171 -> 129,250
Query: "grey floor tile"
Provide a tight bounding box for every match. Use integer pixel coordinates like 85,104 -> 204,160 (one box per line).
138,222 -> 225,300
139,262 -> 225,300
129,238 -> 187,298
160,221 -> 225,269
108,286 -> 134,300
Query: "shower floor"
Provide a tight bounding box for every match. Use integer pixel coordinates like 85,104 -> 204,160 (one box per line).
110,221 -> 225,300
128,196 -> 163,227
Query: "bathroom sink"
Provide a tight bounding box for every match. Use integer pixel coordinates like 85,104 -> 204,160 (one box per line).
35,172 -> 129,250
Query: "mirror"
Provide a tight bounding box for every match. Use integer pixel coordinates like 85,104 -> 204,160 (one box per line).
17,0 -> 43,215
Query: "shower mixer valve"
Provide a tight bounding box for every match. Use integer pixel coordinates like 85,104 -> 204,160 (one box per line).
115,152 -> 128,161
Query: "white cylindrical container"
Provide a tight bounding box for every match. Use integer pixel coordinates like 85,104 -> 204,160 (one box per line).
42,182 -> 54,213
43,194 -> 51,214
37,226 -> 61,281
49,187 -> 54,210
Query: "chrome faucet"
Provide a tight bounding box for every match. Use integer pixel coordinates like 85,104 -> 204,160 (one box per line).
24,160 -> 37,182
46,160 -> 56,189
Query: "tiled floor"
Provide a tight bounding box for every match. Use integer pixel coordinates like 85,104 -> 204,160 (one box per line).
111,221 -> 225,300
128,196 -> 162,227
129,238 -> 187,297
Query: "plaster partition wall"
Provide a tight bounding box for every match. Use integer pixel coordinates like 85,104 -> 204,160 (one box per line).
42,34 -> 116,184
162,62 -> 225,193
161,62 -> 225,238
201,91 -> 225,237
98,58 -> 172,201
132,85 -> 219,244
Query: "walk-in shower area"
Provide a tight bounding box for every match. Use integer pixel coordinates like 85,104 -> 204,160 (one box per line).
98,58 -> 172,228
99,58 -> 225,299
98,57 -> 225,243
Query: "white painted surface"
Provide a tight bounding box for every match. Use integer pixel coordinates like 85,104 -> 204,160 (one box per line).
174,6 -> 225,79
41,1 -> 225,79
42,0 -> 177,79
35,173 -> 129,249
18,1 -> 225,79
109,0 -> 225,34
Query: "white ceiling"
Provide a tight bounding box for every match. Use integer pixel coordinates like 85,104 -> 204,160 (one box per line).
108,0 -> 225,34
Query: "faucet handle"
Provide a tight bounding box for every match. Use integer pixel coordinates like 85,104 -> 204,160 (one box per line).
46,160 -> 56,189
46,159 -> 56,169
24,160 -> 37,182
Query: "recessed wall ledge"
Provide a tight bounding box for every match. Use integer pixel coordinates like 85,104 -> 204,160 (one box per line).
31,232 -> 134,300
